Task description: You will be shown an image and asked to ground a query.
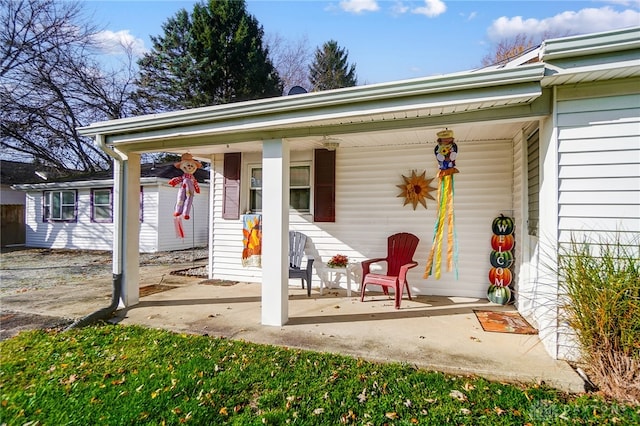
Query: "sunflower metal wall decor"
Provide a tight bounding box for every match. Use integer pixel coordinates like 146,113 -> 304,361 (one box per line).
396,169 -> 436,210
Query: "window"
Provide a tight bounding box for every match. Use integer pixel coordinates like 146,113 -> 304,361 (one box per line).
91,189 -> 112,223
140,186 -> 144,223
43,190 -> 77,221
249,164 -> 311,213
527,129 -> 539,237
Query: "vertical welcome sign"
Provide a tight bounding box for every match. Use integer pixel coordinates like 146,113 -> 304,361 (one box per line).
487,214 -> 515,305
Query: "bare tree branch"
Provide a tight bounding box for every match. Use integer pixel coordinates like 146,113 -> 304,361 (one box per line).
0,0 -> 137,172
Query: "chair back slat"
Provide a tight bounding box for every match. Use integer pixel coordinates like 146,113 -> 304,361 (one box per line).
386,233 -> 419,275
289,231 -> 307,268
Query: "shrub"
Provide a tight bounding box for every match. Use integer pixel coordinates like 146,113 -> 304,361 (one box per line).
558,234 -> 640,404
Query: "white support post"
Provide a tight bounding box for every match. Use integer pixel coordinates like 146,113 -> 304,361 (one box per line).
208,154 -> 215,279
261,139 -> 290,326
120,153 -> 141,307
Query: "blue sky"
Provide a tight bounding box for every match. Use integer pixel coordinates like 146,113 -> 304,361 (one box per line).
87,0 -> 640,84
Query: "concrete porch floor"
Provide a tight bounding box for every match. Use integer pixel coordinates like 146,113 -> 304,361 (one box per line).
110,280 -> 586,393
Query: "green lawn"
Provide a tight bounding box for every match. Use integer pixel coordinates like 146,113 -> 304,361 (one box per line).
1,325 -> 637,425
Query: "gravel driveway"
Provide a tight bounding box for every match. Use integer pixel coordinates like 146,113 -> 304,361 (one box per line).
0,247 -> 208,340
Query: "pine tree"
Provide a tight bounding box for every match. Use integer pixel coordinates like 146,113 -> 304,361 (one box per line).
308,40 -> 357,91
135,0 -> 282,112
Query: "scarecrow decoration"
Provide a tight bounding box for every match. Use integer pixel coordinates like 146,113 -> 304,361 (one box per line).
168,153 -> 202,238
424,129 -> 459,280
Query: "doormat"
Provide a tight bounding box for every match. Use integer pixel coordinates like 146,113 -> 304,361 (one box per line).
139,284 -> 176,298
473,310 -> 538,335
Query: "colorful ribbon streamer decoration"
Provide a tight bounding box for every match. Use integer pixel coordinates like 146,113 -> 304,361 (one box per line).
424,129 -> 459,280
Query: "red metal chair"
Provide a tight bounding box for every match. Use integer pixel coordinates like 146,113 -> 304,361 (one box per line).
360,233 -> 419,309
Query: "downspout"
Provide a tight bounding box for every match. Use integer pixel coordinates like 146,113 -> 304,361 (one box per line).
66,134 -> 127,330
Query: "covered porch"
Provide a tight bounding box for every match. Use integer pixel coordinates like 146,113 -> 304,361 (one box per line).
78,63 -> 550,346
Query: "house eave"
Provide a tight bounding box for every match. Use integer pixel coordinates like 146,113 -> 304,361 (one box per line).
10,177 -> 191,191
77,64 -> 546,140
541,26 -> 640,62
541,59 -> 640,87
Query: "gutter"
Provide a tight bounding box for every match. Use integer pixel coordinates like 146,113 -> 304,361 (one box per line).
76,64 -> 546,137
65,134 -> 127,330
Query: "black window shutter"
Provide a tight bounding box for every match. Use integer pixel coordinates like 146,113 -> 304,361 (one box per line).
223,152 -> 241,220
314,149 -> 336,222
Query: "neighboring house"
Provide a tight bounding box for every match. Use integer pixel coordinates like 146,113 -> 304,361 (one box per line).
78,28 -> 640,361
0,161 -> 60,247
11,163 -> 210,253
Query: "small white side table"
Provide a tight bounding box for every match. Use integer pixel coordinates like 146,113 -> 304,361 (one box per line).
319,263 -> 360,296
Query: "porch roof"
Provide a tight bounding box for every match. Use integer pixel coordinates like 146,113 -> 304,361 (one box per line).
78,64 -> 548,157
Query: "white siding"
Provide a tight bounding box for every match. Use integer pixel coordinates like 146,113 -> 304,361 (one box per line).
210,140 -> 515,298
24,188 -> 113,250
139,186 -> 159,252
554,87 -> 640,360
556,92 -> 640,244
23,183 -> 209,253
155,184 -> 209,252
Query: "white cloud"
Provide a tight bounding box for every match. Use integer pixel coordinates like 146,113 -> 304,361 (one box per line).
487,6 -> 640,41
603,0 -> 640,7
412,0 -> 447,18
391,1 -> 410,15
340,0 -> 380,13
93,30 -> 146,56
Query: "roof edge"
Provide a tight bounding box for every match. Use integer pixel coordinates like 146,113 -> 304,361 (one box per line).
10,177 -> 182,191
541,26 -> 640,61
77,64 -> 545,137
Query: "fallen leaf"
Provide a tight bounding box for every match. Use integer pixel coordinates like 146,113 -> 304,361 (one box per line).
385,412 -> 398,419
463,382 -> 475,391
460,408 -> 471,415
449,390 -> 467,402
313,408 -> 324,415
219,407 -> 228,416
494,406 -> 506,415
111,376 -> 125,385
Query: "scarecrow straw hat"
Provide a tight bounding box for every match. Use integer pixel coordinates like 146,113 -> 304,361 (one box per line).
437,129 -> 454,140
175,153 -> 202,168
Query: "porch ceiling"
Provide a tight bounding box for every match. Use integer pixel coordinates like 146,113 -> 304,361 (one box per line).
78,64 -> 548,159
160,119 -> 537,159
99,90 -> 547,158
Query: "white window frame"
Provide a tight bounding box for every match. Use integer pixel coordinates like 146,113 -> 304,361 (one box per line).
43,190 -> 77,222
91,188 -> 113,223
248,162 -> 311,213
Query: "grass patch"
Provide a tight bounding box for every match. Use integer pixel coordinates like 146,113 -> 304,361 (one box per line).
558,235 -> 640,405
2,325 -> 638,425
